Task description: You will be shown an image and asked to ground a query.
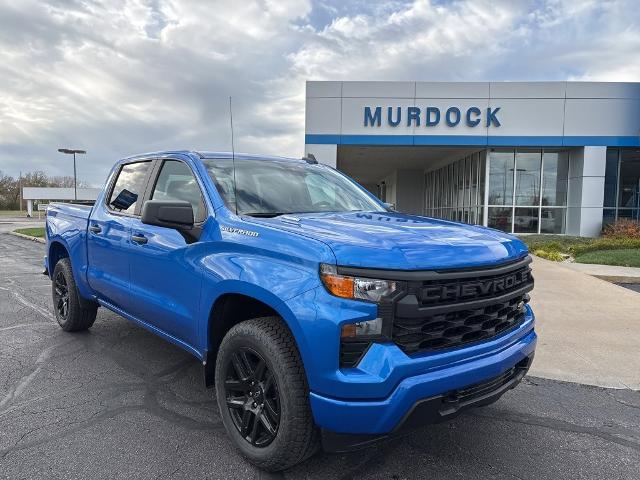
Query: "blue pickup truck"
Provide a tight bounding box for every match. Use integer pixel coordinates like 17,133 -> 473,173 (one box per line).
45,150 -> 536,471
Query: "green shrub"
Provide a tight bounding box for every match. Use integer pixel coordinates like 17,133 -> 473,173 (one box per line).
532,249 -> 565,262
518,234 -> 640,262
519,235 -> 589,252
569,237 -> 640,255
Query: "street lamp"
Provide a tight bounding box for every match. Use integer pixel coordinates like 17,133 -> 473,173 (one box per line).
57,148 -> 86,201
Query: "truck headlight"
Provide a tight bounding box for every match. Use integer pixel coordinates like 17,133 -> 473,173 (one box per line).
320,264 -> 397,303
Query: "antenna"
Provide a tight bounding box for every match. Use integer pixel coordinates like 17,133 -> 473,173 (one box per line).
229,96 -> 238,214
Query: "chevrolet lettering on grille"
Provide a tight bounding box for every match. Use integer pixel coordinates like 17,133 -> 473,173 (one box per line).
422,268 -> 532,303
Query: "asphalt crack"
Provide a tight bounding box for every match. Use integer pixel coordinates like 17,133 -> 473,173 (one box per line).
469,409 -> 640,452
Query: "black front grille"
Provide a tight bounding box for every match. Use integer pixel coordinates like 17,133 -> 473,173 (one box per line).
447,356 -> 532,404
337,256 -> 534,367
454,365 -> 518,402
394,294 -> 530,353
391,257 -> 534,356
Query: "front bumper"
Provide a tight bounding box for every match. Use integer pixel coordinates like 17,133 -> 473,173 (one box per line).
310,328 -> 536,439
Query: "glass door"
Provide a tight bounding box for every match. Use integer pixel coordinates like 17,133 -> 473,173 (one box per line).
618,149 -> 640,221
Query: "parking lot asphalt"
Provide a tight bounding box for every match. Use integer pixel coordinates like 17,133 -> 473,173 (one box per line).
618,283 -> 640,294
1,231 -> 639,480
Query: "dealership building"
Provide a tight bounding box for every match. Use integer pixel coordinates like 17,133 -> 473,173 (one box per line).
304,81 -> 640,236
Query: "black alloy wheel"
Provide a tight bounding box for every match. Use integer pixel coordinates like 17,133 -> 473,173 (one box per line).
51,258 -> 97,331
54,270 -> 70,320
224,347 -> 280,447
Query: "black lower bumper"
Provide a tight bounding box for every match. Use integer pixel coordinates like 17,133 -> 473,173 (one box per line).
321,355 -> 533,453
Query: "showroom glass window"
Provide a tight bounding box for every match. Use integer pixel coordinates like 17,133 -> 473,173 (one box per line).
486,148 -> 568,234
425,150 -> 486,226
514,150 -> 541,233
487,150 -> 515,232
604,148 -> 640,223
540,151 -> 568,234
424,147 -> 568,234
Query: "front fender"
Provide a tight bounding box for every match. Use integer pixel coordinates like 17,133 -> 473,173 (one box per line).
198,278 -> 316,380
196,219 -> 334,380
197,242 -> 327,350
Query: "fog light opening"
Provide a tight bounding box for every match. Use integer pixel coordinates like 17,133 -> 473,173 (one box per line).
340,318 -> 383,338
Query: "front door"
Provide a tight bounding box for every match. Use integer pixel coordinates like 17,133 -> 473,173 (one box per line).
127,158 -> 208,347
87,160 -> 152,308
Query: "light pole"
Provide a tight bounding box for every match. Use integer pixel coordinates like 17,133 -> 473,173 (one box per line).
57,148 -> 86,201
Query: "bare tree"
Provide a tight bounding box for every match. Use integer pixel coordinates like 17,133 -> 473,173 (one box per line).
0,170 -> 89,210
0,171 -> 20,209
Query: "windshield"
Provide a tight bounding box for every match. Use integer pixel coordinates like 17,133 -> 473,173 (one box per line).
203,159 -> 386,217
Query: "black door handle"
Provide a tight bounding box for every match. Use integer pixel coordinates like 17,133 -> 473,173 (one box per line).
131,234 -> 148,245
89,225 -> 102,234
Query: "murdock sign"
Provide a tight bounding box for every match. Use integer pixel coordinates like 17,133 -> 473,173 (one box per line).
364,106 -> 501,128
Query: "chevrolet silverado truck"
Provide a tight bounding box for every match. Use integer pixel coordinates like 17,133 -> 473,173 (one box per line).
45,151 -> 535,471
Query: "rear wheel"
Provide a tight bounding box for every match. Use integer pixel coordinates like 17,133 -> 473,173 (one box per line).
215,317 -> 318,471
52,258 -> 97,331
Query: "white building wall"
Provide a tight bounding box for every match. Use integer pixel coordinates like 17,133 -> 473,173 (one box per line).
22,187 -> 100,201
304,144 -> 337,168
306,81 -> 640,147
567,147 -> 607,237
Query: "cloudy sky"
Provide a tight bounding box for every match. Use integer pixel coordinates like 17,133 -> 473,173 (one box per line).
1,0 -> 638,186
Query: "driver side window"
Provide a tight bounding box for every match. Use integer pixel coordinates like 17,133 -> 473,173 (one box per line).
151,160 -> 207,223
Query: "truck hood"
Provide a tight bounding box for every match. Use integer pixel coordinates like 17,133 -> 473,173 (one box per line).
248,211 -> 528,270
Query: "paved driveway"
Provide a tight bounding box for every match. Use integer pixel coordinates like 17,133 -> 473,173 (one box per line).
529,257 -> 640,389
1,232 -> 639,479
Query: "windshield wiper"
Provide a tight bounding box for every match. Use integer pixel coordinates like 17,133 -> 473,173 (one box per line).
241,212 -> 289,218
242,210 -> 373,218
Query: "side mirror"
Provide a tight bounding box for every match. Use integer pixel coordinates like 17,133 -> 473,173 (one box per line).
141,200 -> 208,244
142,200 -> 194,228
141,200 -> 203,244
383,202 -> 396,211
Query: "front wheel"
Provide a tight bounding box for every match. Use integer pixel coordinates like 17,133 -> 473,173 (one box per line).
215,317 -> 318,471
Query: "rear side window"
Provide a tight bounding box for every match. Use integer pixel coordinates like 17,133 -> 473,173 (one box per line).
108,161 -> 151,214
151,160 -> 207,223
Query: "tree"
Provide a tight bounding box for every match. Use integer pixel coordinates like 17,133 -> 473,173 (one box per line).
0,170 -> 89,210
0,171 -> 20,210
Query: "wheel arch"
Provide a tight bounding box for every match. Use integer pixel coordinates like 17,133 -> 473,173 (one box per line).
48,240 -> 70,275
202,284 -> 310,388
47,237 -> 97,309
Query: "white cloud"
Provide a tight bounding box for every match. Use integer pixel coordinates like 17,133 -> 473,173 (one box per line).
0,0 -> 637,185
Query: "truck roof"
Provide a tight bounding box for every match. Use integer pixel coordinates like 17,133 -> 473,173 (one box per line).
120,150 -> 307,163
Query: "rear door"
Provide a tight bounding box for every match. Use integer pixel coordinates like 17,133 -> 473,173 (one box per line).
127,158 -> 208,346
87,160 -> 153,308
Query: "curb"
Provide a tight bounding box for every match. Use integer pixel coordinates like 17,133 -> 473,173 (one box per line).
539,256 -> 640,285
593,275 -> 640,285
9,231 -> 46,244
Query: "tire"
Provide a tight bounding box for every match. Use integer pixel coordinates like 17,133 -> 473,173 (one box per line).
215,316 -> 319,472
51,258 -> 97,332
